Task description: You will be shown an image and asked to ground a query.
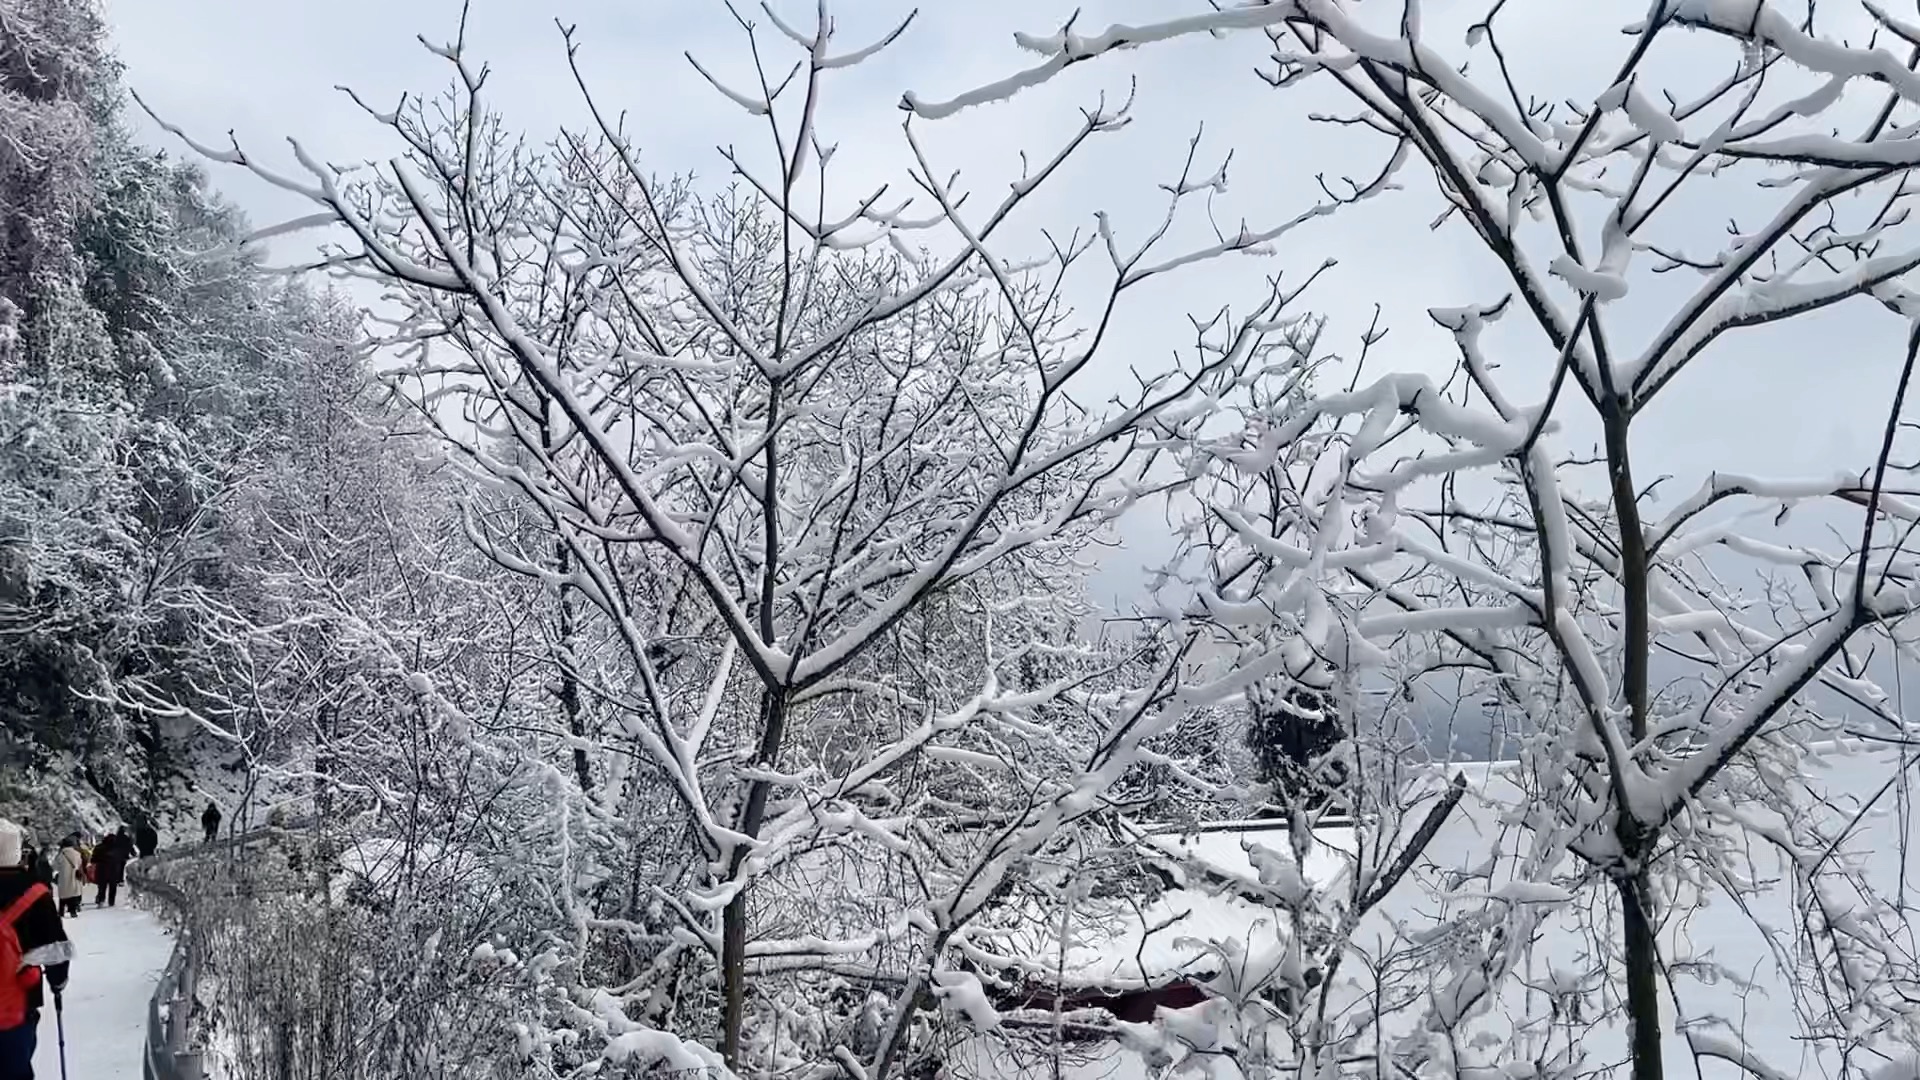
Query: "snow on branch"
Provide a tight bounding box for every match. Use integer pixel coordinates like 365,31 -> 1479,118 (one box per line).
144,2 -> 1375,1071
910,1 -> 1920,1075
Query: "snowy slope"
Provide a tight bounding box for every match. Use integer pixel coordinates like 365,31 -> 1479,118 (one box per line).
36,904 -> 173,1079
0,757 -> 141,847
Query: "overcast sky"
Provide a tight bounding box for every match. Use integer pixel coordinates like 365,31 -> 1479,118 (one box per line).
103,0 -> 1913,627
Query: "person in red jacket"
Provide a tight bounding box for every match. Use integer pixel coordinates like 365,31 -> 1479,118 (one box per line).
0,820 -> 71,1080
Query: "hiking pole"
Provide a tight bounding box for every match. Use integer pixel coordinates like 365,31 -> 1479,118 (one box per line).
52,986 -> 67,1080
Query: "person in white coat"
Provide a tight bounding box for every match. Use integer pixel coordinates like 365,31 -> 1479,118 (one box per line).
52,836 -> 84,918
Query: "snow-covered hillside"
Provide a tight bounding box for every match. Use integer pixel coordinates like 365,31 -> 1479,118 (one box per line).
0,757 -> 129,843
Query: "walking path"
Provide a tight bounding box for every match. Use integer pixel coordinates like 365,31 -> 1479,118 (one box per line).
36,902 -> 173,1078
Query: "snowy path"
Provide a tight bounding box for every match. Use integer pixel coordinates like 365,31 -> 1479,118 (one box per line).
36,902 -> 174,1079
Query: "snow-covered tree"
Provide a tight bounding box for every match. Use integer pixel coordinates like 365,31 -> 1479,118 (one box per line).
923,3 -> 1920,1078
0,0 -> 369,820
144,3 -> 1394,1071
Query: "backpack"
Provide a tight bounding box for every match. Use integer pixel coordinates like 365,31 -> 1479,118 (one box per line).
0,883 -> 47,1028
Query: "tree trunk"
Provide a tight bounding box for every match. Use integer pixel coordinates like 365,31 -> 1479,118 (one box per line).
539,405 -> 593,798
1605,403 -> 1662,1080
554,540 -> 591,794
722,371 -> 789,1068
1618,871 -> 1664,1080
313,700 -> 337,898
721,894 -> 750,1068
721,686 -> 791,1068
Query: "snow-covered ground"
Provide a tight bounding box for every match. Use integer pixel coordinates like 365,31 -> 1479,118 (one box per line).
36,903 -> 173,1079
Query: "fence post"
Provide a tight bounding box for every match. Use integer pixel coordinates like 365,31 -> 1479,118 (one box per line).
168,922 -> 195,1058
168,988 -> 191,1055
176,934 -> 195,1002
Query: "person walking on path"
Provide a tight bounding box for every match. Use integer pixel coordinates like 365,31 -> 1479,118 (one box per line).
50,840 -> 81,920
0,820 -> 70,1080
133,821 -> 157,859
12,825 -> 47,894
89,829 -> 130,909
201,802 -> 221,845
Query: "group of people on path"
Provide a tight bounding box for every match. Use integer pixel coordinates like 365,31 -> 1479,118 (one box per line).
48,826 -> 146,916
19,821 -> 156,917
0,803 -> 221,1078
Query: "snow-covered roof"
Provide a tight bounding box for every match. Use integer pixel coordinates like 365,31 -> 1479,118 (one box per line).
1052,886 -> 1287,991
1134,820 -> 1358,898
969,819 -> 1359,993
1015,768 -> 1527,992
